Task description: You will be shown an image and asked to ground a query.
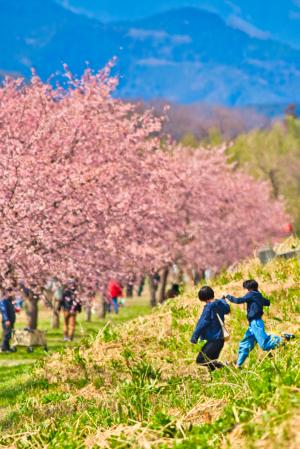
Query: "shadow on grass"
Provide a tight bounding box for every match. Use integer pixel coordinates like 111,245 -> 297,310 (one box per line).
0,365 -> 48,402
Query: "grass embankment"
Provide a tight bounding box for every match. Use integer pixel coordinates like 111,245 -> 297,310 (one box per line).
0,258 -> 300,448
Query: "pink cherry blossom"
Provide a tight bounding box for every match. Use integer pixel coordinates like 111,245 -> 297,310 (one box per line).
0,66 -> 289,297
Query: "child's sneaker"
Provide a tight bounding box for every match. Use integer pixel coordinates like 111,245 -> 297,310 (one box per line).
282,333 -> 296,341
234,363 -> 242,369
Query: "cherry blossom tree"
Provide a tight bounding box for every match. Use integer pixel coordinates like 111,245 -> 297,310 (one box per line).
0,65 -> 289,324
157,146 -> 289,299
0,65 -> 179,320
173,147 -> 288,269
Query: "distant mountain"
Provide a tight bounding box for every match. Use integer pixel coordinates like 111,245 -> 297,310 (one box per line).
1,0 -> 300,110
57,0 -> 300,49
0,0 -> 119,76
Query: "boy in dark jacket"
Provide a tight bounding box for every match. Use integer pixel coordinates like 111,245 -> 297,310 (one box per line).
59,281 -> 82,341
0,288 -> 16,352
226,280 -> 293,367
191,286 -> 230,371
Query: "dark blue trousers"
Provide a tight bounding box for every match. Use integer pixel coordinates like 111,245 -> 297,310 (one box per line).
1,322 -> 13,350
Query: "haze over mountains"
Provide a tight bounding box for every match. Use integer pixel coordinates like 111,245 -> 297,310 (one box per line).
1,0 -> 300,112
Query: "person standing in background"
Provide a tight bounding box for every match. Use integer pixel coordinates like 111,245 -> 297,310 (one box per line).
59,280 -> 82,341
137,277 -> 145,297
107,280 -> 123,314
0,288 -> 16,353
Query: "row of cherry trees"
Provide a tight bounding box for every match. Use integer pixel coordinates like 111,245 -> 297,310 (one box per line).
0,65 -> 288,323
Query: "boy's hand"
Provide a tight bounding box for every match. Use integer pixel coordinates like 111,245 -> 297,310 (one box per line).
5,320 -> 11,327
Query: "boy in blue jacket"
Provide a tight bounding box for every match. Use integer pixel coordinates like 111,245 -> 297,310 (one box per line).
191,286 -> 230,371
226,280 -> 294,367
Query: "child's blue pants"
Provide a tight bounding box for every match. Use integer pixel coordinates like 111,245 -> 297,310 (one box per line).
112,297 -> 119,314
237,319 -> 282,366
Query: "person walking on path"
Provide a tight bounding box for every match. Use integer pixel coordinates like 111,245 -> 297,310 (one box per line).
225,279 -> 295,367
107,280 -> 123,314
191,286 -> 230,371
59,280 -> 82,341
0,288 -> 16,353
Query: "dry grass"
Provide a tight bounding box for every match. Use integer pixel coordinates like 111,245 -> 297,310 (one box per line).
85,423 -> 177,449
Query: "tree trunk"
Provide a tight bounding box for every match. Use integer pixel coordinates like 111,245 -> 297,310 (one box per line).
268,169 -> 279,198
149,275 -> 157,308
85,303 -> 92,322
99,295 -> 106,319
26,293 -> 39,329
159,268 -> 169,303
51,307 -> 60,328
177,267 -> 184,284
96,291 -> 106,319
126,283 -> 133,298
42,287 -> 61,329
193,270 -> 203,286
51,292 -> 61,329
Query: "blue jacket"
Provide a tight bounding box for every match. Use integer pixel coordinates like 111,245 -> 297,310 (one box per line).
226,290 -> 270,322
191,298 -> 230,343
0,298 -> 16,324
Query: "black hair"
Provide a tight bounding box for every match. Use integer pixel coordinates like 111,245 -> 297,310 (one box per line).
198,285 -> 214,302
243,279 -> 258,291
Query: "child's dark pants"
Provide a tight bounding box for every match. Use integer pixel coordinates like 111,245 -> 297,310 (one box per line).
196,339 -> 224,371
1,323 -> 13,351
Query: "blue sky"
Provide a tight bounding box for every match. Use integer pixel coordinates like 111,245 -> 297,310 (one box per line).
59,0 -> 300,47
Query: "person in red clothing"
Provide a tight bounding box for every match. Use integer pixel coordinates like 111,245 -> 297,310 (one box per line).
107,280 -> 123,314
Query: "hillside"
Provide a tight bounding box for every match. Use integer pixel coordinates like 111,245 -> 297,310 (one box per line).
1,0 -> 300,108
0,251 -> 299,448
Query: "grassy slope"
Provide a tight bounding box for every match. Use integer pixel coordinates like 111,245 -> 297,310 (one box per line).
0,257 -> 299,448
0,298 -> 150,441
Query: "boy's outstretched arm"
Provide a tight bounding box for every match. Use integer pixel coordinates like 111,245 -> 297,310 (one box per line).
190,309 -> 210,344
262,296 -> 271,307
225,293 -> 249,304
220,297 -> 230,314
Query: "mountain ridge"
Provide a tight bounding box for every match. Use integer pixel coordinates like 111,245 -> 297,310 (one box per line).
56,0 -> 300,49
1,0 -> 300,110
